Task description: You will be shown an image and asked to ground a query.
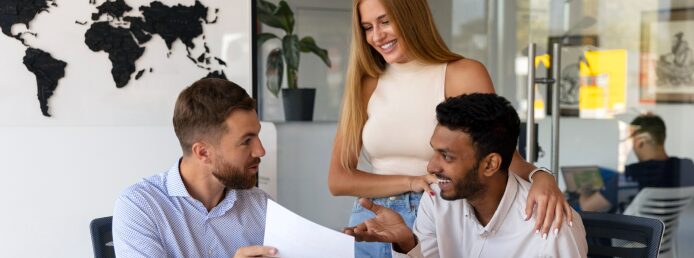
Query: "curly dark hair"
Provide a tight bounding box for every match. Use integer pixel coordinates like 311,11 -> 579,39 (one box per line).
436,93 -> 520,171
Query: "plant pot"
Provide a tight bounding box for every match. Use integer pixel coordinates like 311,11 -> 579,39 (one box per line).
281,88 -> 315,121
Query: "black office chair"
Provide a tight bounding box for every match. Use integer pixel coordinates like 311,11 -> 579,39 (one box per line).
90,216 -> 116,258
580,211 -> 664,258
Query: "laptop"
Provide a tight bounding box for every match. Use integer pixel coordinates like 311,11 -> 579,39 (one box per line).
561,166 -> 605,193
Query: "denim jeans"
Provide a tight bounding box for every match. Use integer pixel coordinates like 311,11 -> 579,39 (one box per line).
348,192 -> 422,258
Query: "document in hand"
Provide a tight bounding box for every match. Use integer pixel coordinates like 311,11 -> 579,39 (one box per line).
263,200 -> 354,258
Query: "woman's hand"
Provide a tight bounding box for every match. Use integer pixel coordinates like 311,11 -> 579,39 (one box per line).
525,171 -> 573,238
408,174 -> 438,196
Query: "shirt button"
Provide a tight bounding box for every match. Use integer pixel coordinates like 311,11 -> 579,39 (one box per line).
208,250 -> 212,255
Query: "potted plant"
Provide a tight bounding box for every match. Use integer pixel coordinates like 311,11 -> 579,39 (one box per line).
257,0 -> 332,121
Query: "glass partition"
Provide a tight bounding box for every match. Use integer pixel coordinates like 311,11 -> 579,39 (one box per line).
440,0 -> 694,254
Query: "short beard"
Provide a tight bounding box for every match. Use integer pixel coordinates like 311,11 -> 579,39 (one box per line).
443,163 -> 486,201
212,157 -> 258,190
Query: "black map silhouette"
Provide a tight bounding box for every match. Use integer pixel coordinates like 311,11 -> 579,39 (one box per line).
85,0 -> 227,88
0,0 -> 56,45
0,0 -> 64,117
0,0 -> 228,117
23,48 -> 66,117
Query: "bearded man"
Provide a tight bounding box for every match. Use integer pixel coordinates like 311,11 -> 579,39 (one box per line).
113,78 -> 277,258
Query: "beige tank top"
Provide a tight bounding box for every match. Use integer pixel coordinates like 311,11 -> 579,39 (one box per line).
362,61 -> 447,176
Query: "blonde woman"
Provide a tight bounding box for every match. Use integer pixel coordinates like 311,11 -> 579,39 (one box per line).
328,0 -> 573,257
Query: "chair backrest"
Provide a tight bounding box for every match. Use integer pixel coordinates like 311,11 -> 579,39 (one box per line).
623,186 -> 694,256
90,216 -> 116,258
580,211 -> 664,258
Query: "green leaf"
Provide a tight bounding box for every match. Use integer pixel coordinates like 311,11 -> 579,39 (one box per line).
275,1 -> 295,34
257,33 -> 279,47
257,0 -> 294,34
282,35 -> 300,71
257,0 -> 288,32
257,0 -> 277,14
300,36 -> 332,68
266,48 -> 284,97
256,0 -> 279,27
258,14 -> 286,32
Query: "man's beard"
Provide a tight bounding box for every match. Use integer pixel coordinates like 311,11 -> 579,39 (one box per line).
211,157 -> 260,190
442,163 -> 486,201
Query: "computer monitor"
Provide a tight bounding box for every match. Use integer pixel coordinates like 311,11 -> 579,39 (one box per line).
561,166 -> 605,193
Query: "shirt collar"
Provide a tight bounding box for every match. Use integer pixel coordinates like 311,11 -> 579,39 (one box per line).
165,158 -> 239,216
166,158 -> 191,197
211,190 -> 238,217
484,174 -> 519,233
462,174 -> 519,236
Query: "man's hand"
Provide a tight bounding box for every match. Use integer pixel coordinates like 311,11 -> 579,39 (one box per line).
343,198 -> 417,252
234,246 -> 279,258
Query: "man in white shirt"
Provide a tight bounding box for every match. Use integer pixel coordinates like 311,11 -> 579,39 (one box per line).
345,93 -> 588,257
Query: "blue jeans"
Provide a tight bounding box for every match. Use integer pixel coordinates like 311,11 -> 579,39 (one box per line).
348,192 -> 422,258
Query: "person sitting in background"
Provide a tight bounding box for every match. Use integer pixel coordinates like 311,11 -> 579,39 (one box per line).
626,113 -> 694,189
113,78 -> 278,258
573,113 -> 694,212
344,93 -> 587,258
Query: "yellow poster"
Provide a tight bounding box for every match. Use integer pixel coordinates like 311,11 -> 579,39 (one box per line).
578,49 -> 627,118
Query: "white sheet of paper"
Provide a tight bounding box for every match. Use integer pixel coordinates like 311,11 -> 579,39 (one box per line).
263,199 -> 354,258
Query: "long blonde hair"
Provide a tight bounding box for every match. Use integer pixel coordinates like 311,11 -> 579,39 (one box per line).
337,0 -> 463,169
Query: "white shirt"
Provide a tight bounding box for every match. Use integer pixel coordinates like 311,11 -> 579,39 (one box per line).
393,173 -> 588,258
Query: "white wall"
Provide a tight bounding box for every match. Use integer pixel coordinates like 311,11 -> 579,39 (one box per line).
0,1 -> 254,257
275,122 -> 355,230
0,126 -> 180,257
653,105 -> 694,160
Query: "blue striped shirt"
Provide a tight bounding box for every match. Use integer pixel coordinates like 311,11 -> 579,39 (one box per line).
113,160 -> 268,257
